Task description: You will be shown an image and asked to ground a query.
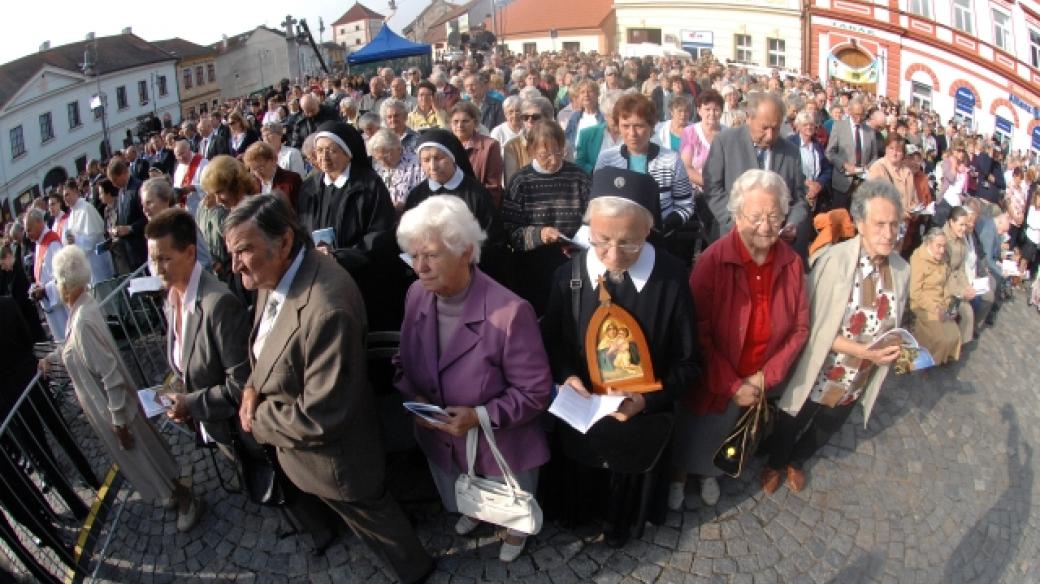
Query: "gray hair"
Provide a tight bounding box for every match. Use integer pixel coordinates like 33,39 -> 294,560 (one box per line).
262,121 -> 284,135
358,112 -> 381,131
517,86 -> 542,102
521,96 -> 555,120
339,97 -> 357,111
502,95 -> 522,111
583,196 -> 654,232
380,98 -> 408,117
140,177 -> 175,206
430,70 -> 448,85
600,90 -> 624,118
367,128 -> 402,154
24,207 -> 45,227
727,169 -> 791,218
223,194 -> 311,256
396,194 -> 487,263
511,68 -> 527,83
53,245 -> 91,294
850,179 -> 904,223
746,91 -> 786,121
922,227 -> 946,245
793,110 -> 815,128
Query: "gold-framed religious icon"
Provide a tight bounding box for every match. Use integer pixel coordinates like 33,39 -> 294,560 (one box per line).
584,276 -> 662,394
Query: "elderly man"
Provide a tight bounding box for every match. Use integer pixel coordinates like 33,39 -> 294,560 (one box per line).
768,181 -> 909,493
181,120 -> 201,153
62,178 -> 114,284
172,139 -> 208,215
541,167 -> 699,548
824,98 -> 877,212
358,76 -> 387,116
197,116 -> 229,160
464,74 -> 504,131
139,178 -> 213,270
381,99 -> 421,153
388,77 -> 416,112
107,159 -> 148,271
124,145 -> 151,182
290,94 -> 339,150
24,209 -> 69,341
703,91 -> 808,251
228,195 -> 433,583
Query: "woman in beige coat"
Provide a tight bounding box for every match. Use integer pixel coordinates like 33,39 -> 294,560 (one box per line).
38,246 -> 203,532
941,206 -> 977,343
909,228 -> 962,363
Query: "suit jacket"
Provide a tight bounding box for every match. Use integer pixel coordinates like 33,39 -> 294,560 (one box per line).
825,117 -> 878,194
394,269 -> 553,476
165,269 -> 251,443
270,166 -> 303,212
202,129 -> 230,160
115,177 -> 147,268
703,124 -> 808,238
128,157 -> 150,182
247,248 -> 384,502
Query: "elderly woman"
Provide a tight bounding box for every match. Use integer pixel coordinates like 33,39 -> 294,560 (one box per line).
227,110 -> 259,159
653,95 -> 692,153
369,128 -> 425,214
243,141 -> 303,211
669,169 -> 808,509
394,195 -> 552,562
503,96 -> 556,186
868,134 -> 916,238
719,85 -> 743,128
909,228 -> 962,363
450,101 -> 504,207
502,121 -> 591,314
563,79 -> 604,150
770,181 -> 910,493
38,247 -> 203,530
786,110 -> 832,212
199,155 -> 257,281
408,81 -> 449,131
261,122 -> 306,177
490,95 -> 523,155
338,97 -> 359,126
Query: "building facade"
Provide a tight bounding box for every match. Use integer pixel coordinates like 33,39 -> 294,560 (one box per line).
331,2 -> 385,50
494,0 -> 616,55
809,0 -> 1040,154
404,0 -> 467,44
153,38 -> 220,120
613,0 -> 802,67
212,26 -> 297,100
0,34 -> 179,215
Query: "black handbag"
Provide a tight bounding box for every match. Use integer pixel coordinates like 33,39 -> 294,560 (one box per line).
713,392 -> 775,478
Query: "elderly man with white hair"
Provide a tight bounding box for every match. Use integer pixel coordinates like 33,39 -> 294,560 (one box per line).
24,208 -> 69,341
381,99 -> 421,153
38,246 -> 203,531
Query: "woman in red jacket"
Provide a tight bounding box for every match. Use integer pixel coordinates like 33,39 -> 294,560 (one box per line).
668,169 -> 810,510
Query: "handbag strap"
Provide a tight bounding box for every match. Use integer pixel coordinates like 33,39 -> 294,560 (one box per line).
570,256 -> 582,344
465,406 -> 522,493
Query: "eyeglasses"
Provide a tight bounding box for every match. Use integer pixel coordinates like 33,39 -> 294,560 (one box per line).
521,114 -> 542,122
739,211 -> 785,229
534,150 -> 565,161
588,239 -> 643,254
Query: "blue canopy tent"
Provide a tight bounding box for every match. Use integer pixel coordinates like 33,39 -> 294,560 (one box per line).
348,24 -> 431,72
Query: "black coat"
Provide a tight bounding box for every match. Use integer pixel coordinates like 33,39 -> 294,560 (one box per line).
229,128 -> 260,159
128,157 -> 150,182
291,105 -> 339,149
115,176 -> 147,269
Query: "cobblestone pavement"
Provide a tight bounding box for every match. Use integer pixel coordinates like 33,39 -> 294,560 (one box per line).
64,297 -> 1040,583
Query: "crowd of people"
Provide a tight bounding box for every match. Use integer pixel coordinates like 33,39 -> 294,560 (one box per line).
4,46 -> 1040,583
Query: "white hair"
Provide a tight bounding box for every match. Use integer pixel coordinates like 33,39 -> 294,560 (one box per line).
727,169 -> 791,218
396,195 -> 487,263
53,245 -> 92,294
141,177 -> 175,206
518,87 -> 542,102
380,98 -> 408,117
793,110 -> 815,128
367,128 -> 402,154
583,196 -> 654,231
502,95 -> 522,111
600,89 -> 624,118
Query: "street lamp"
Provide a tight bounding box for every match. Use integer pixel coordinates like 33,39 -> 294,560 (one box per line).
81,34 -> 111,159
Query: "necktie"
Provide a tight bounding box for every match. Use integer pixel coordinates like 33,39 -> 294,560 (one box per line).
854,124 -> 863,167
755,147 -> 766,170
253,297 -> 280,359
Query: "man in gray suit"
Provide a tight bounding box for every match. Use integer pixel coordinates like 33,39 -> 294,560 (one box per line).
229,195 -> 433,583
824,98 -> 878,210
703,91 -> 808,250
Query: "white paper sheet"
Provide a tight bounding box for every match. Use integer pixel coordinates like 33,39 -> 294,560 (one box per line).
127,276 -> 163,296
137,387 -> 170,418
972,277 -> 990,294
548,386 -> 625,434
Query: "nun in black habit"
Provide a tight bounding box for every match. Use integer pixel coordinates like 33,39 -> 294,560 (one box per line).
296,121 -> 404,329
403,128 -> 510,286
540,168 -> 699,548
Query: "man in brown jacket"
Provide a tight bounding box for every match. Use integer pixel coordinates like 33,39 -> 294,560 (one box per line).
227,194 -> 433,583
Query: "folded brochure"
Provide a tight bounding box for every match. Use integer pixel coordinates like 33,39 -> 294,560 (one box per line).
867,328 -> 935,373
548,385 -> 625,433
402,401 -> 448,425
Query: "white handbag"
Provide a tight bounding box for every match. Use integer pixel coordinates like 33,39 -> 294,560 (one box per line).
454,406 -> 543,535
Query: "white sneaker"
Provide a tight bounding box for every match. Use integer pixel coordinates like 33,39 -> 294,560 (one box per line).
454,515 -> 481,535
700,477 -> 720,506
499,535 -> 527,562
667,481 -> 686,511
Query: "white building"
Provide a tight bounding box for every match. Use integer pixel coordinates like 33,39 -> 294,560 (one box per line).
212,26 -> 298,100
613,0 -> 802,68
331,2 -> 385,50
0,33 -> 179,216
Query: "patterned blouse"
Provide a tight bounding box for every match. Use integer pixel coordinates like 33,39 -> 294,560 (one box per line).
373,149 -> 425,209
810,252 -> 897,407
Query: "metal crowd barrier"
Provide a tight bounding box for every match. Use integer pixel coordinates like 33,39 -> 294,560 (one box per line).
0,264 -> 171,583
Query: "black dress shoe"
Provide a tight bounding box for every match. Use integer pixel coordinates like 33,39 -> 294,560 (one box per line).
604,527 -> 630,549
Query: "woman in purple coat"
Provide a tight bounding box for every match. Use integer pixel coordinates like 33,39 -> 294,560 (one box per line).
394,195 -> 553,563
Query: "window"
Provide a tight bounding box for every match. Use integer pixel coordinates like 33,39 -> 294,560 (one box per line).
767,38 -> 785,68
626,28 -> 662,45
67,101 -> 81,129
356,38 -> 362,45
735,34 -> 753,63
183,68 -> 193,89
207,63 -> 216,83
911,81 -> 933,110
138,80 -> 149,105
908,0 -> 931,19
1032,29 -> 1040,68
355,25 -> 360,31
992,9 -> 1012,50
195,66 -> 204,87
39,112 -> 54,143
116,86 -> 128,109
157,75 -> 168,97
10,126 -> 25,158
523,42 -> 537,55
953,0 -> 973,35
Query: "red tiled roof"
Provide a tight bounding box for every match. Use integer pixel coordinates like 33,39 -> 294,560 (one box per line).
496,0 -> 612,35
332,2 -> 385,27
